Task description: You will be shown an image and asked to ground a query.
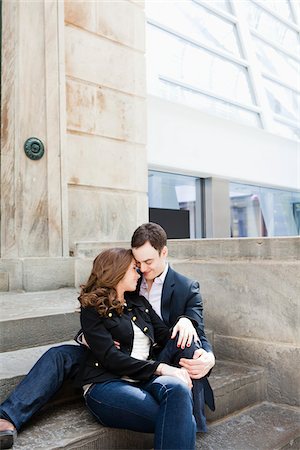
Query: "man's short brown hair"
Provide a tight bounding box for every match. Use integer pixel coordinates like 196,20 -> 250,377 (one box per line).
131,222 -> 167,254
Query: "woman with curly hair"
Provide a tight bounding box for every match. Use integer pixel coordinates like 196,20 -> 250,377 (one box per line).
77,247 -> 197,450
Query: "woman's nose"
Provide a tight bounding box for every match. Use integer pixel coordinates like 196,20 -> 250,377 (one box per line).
135,267 -> 142,276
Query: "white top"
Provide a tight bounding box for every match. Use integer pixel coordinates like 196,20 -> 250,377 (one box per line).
122,322 -> 151,383
139,263 -> 169,319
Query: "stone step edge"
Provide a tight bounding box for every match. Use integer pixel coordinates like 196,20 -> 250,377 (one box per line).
0,288 -> 79,322
13,400 -> 300,450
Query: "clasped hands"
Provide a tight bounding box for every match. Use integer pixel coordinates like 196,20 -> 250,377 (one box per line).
171,317 -> 215,380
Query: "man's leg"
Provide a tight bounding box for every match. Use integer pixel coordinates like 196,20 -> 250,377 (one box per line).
0,344 -> 86,431
157,339 -> 207,432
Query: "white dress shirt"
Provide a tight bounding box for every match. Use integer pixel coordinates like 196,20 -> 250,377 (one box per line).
139,263 -> 169,319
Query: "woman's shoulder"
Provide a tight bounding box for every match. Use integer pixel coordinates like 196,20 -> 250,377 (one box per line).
125,292 -> 149,308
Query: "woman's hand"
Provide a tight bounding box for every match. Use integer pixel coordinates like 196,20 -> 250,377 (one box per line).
171,317 -> 199,349
155,363 -> 192,389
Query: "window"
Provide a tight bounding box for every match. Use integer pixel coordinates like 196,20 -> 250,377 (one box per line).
146,0 -> 300,140
148,171 -> 202,238
230,183 -> 300,237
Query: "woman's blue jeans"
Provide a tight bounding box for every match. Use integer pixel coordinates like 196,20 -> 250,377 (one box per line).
0,345 -> 85,430
85,376 -> 196,450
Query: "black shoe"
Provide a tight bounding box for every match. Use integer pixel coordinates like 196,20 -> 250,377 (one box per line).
0,429 -> 17,449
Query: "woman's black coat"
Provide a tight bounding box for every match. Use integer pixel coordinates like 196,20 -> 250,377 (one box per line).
77,294 -> 171,386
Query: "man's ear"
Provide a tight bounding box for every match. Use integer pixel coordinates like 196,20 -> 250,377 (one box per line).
161,246 -> 168,258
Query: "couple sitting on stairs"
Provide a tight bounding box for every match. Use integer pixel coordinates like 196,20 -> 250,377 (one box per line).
0,222 -> 215,450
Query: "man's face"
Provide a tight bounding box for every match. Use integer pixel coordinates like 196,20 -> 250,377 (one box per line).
132,241 -> 168,281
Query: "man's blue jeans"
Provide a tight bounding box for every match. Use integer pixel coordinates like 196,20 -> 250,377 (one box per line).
0,345 -> 85,430
85,376 -> 196,450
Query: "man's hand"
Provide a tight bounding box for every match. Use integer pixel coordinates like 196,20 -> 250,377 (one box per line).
179,348 -> 215,379
171,317 -> 199,349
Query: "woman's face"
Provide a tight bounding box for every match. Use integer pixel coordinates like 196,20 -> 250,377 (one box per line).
117,258 -> 141,294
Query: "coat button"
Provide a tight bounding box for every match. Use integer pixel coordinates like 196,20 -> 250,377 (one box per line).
108,312 -> 113,317
132,316 -> 137,321
143,326 -> 148,332
145,308 -> 149,313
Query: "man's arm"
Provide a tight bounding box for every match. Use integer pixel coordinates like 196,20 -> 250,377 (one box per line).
179,280 -> 215,377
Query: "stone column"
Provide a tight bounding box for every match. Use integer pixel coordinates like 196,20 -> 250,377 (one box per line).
1,0 -> 67,257
64,0 -> 148,251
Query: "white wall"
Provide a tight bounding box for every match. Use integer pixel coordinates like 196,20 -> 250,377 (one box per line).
147,96 -> 300,191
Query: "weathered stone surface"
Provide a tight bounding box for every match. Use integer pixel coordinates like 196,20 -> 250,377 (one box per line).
12,401 -> 300,450
65,25 -> 145,96
0,341 -> 76,402
64,1 -> 96,32
66,133 -> 147,192
0,288 -> 79,352
66,79 -> 146,144
68,187 -> 147,248
96,1 -> 145,51
172,258 -> 300,407
214,335 -> 300,407
167,237 -> 300,260
22,258 -> 75,291
0,259 -> 23,290
13,401 -> 153,450
74,241 -> 131,258
173,260 -> 300,344
0,272 -> 9,291
206,360 -> 266,422
1,0 -> 64,258
198,402 -> 300,450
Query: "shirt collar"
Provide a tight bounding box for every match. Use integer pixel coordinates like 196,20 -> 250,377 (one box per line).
154,263 -> 169,284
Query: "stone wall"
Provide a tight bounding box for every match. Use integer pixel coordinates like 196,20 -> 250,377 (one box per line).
1,0 -> 148,260
168,237 -> 300,407
64,0 -> 148,251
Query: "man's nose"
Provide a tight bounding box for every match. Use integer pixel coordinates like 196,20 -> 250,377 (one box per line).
139,262 -> 147,273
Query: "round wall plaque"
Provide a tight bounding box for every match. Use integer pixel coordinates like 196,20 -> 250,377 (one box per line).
24,137 -> 45,160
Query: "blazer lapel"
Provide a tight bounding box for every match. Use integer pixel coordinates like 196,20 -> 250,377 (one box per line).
161,266 -> 175,326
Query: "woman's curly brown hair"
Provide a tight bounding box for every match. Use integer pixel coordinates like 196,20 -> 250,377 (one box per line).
79,248 -> 133,317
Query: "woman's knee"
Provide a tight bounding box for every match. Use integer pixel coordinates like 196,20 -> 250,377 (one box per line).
154,376 -> 192,398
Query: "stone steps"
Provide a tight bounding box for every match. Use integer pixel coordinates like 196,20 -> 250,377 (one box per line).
0,340 -> 266,417
0,289 -> 80,352
12,401 -> 299,449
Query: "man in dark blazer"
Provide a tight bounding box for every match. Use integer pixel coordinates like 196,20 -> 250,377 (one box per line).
0,222 -> 215,448
131,223 -> 215,429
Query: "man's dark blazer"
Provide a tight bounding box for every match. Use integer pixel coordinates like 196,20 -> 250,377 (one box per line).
161,266 -> 213,354
136,265 -> 215,412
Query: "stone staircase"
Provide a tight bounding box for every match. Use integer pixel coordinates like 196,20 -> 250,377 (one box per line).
1,288 -> 299,449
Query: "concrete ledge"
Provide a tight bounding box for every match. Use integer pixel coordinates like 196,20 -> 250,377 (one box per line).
0,289 -> 80,351
0,258 -> 75,291
74,241 -> 131,258
167,237 -> 300,260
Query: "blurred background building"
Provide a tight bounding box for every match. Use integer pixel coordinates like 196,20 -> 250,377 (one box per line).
1,0 -> 299,263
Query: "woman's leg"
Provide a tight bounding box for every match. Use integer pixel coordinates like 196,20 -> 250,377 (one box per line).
85,377 -> 196,450
85,380 -> 158,433
142,376 -> 196,450
0,345 -> 86,431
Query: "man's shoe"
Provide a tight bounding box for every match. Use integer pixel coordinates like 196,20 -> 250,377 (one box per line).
0,430 -> 17,449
